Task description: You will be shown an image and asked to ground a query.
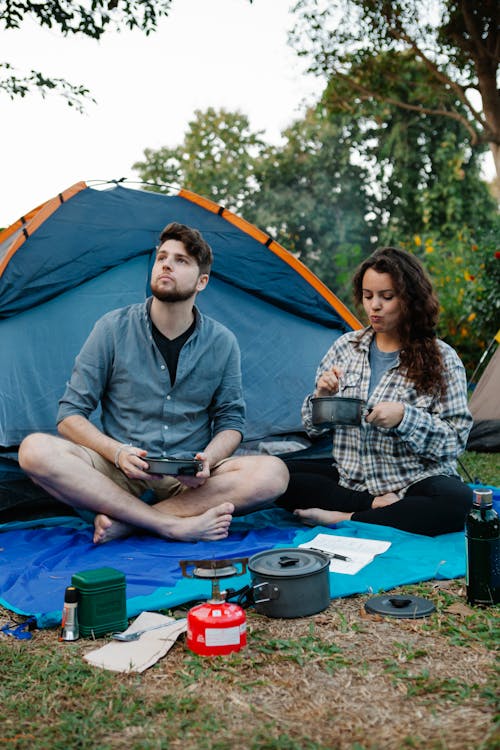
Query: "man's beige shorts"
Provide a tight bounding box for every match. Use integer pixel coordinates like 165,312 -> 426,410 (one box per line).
81,446 -> 187,502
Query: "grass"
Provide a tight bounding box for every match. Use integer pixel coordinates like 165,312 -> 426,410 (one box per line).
0,451 -> 499,749
458,451 -> 499,486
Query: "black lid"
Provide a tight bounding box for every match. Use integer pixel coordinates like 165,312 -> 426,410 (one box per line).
248,547 -> 329,577
64,586 -> 78,604
365,594 -> 435,619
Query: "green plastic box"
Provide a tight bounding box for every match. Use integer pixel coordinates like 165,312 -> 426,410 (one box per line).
71,566 -> 127,638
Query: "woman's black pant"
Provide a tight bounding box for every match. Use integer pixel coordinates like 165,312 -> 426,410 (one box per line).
276,458 -> 473,536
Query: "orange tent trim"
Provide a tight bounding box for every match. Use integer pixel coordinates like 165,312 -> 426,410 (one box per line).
0,182 -> 87,278
179,188 -> 362,331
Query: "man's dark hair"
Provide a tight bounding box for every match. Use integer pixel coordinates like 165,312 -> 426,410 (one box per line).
158,223 -> 213,274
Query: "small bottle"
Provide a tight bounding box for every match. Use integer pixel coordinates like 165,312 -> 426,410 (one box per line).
465,489 -> 500,606
59,585 -> 79,641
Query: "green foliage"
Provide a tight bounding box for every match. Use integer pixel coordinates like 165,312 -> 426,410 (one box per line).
0,62 -> 95,113
291,0 -> 500,178
1,0 -> 172,37
318,47 -> 495,244
133,108 -> 267,211
247,106 -> 372,298
400,221 -> 500,373
1,0 -> 172,108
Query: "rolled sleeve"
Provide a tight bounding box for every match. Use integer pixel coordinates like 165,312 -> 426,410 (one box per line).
396,357 -> 473,462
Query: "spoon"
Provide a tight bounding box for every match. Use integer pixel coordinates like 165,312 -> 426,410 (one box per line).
112,619 -> 186,641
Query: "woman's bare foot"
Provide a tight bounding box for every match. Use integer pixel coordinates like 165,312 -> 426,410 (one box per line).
94,514 -> 135,544
293,508 -> 352,526
93,503 -> 235,544
371,492 -> 400,509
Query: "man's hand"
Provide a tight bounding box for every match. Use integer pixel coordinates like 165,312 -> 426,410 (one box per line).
366,402 -> 405,429
116,446 -> 150,479
175,451 -> 210,488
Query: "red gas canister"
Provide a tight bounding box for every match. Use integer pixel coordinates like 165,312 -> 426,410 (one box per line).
180,557 -> 248,657
187,600 -> 246,656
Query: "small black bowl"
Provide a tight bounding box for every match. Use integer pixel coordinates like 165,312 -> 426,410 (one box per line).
146,458 -> 203,476
311,396 -> 366,427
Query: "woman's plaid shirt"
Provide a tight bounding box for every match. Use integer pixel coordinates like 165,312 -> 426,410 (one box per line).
302,327 -> 473,497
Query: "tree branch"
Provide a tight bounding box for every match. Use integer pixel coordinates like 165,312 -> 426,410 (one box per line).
329,69 -> 481,144
387,25 -> 487,133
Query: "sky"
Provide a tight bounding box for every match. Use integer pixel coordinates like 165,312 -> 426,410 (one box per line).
1,0 -> 325,228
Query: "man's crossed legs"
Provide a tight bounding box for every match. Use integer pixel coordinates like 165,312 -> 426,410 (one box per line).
18,434 -> 289,544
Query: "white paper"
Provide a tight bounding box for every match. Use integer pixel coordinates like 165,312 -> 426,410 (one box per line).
84,611 -> 187,673
299,534 -> 391,575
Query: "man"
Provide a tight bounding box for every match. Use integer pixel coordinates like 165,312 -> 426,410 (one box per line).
19,223 -> 289,544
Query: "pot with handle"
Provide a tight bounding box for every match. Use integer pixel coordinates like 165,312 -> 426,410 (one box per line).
247,548 -> 330,618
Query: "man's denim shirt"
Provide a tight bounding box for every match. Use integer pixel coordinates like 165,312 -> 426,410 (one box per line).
57,300 -> 245,457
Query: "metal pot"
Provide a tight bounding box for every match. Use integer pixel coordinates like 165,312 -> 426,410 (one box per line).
311,396 -> 366,427
248,548 -> 330,618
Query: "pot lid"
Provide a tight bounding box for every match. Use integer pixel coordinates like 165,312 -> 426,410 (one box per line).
365,594 -> 436,619
248,547 -> 329,577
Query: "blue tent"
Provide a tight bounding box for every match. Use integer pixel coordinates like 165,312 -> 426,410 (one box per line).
0,182 -> 360,497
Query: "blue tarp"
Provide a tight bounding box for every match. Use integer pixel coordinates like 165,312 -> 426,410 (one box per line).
0,511 -> 480,629
1,487 -> 497,628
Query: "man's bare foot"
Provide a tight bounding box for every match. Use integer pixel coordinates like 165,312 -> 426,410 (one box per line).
293,508 -> 352,526
94,514 -> 135,544
167,503 -> 234,542
93,503 -> 235,544
371,492 -> 400,509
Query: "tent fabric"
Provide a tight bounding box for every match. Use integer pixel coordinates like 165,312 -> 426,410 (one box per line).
0,507 -> 482,629
0,182 -> 361,459
0,182 -> 359,327
467,345 -> 500,452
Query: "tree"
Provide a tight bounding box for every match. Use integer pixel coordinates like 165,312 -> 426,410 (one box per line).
1,1 -> 172,110
248,106 -> 372,298
324,50 -> 499,244
133,108 -> 267,211
291,0 -> 500,178
403,221 -> 500,373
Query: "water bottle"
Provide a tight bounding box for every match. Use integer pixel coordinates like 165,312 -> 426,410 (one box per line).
465,489 -> 500,606
59,585 -> 79,641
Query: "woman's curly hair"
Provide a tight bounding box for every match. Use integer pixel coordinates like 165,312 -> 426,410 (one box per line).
352,247 -> 445,396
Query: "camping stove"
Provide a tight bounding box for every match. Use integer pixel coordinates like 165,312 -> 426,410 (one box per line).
179,558 -> 248,656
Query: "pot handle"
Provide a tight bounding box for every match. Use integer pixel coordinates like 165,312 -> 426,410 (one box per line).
252,581 -> 280,604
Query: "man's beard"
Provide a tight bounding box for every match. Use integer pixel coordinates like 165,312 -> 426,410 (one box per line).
151,280 -> 198,303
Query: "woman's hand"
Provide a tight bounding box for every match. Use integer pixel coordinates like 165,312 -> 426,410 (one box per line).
366,402 -> 405,429
314,366 -> 344,397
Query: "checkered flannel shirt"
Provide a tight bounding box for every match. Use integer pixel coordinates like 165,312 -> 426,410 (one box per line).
302,327 -> 473,497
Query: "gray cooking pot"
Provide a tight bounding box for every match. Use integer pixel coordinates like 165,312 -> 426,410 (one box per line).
248,548 -> 330,618
311,396 -> 366,427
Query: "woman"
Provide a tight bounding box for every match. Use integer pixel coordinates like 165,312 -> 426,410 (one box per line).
278,246 -> 473,535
